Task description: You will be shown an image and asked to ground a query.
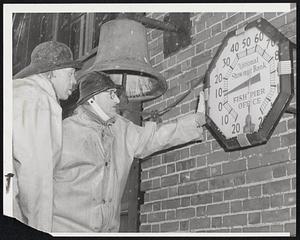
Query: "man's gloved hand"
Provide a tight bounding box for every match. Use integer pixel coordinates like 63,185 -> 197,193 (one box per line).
195,91 -> 206,127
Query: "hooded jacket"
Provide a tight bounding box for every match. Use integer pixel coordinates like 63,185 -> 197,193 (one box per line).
13,74 -> 62,232
52,105 -> 204,232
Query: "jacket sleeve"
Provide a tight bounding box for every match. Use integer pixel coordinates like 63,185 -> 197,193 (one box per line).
13,89 -> 56,232
130,113 -> 204,159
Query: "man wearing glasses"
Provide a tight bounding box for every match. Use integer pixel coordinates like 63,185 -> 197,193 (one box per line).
52,71 -> 206,232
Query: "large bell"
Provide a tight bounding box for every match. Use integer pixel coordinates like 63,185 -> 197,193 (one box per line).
87,18 -> 167,102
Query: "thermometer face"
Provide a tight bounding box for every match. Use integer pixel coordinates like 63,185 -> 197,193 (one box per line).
207,26 -> 280,139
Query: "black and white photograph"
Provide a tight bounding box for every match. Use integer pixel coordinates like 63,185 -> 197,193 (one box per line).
3,3 -> 296,238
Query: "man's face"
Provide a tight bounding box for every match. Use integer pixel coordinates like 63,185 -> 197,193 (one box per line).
94,88 -> 120,117
51,68 -> 76,100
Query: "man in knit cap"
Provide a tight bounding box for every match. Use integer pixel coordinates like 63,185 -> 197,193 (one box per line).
12,41 -> 82,232
52,71 -> 206,232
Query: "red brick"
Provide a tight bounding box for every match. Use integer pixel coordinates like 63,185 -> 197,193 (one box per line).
224,187 -> 248,200
272,164 -> 287,178
207,151 -> 228,165
179,172 -> 190,184
164,64 -> 182,79
243,197 -> 270,211
194,18 -> 205,33
153,201 -> 161,211
195,42 -> 204,54
246,165 -> 273,183
168,55 -> 176,68
160,221 -> 179,232
191,50 -> 212,68
270,15 -> 286,29
141,158 -> 152,169
181,103 -> 189,114
284,222 -> 296,236
231,200 -> 242,213
210,164 -> 221,177
212,192 -> 223,202
263,12 -> 277,20
181,196 -> 191,207
179,147 -> 189,159
152,178 -> 160,189
181,59 -> 192,72
152,155 -> 162,167
222,13 -> 245,30
149,166 -> 166,178
190,142 -> 210,156
262,209 -> 289,223
285,162 -> 295,177
176,158 -> 196,172
222,159 -> 246,175
141,170 -> 148,180
291,207 -> 296,219
140,213 -> 147,223
290,146 -> 296,160
148,211 -> 165,223
190,217 -> 210,230
249,185 -> 261,197
288,118 -> 296,130
190,167 -> 210,181
192,29 -> 211,45
248,212 -> 260,225
162,198 -> 180,210
161,174 -> 179,187
212,217 -> 222,228
280,133 -> 296,147
263,179 -> 290,195
180,220 -> 189,231
140,224 -> 151,232
163,106 -> 181,120
196,206 -> 206,216
271,194 -> 283,208
177,46 -> 195,63
211,140 -> 222,151
273,121 -> 287,135
292,177 -> 296,190
164,85 -> 180,99
151,29 -> 162,40
284,192 -> 296,206
149,188 -> 168,201
140,203 -> 152,213
247,154 -> 262,169
167,164 -> 175,174
141,180 -> 152,191
166,210 -> 176,220
207,202 -> 229,215
223,214 -> 247,227
209,172 -> 245,190
168,186 -> 178,198
151,224 -> 159,232
228,151 -> 241,161
176,207 -> 195,219
243,226 -> 270,232
231,227 -> 242,232
261,136 -> 281,153
163,150 -> 180,163
287,10 -> 296,24
207,13 -> 227,27
198,181 -> 209,192
180,70 -> 199,88
191,193 -> 212,205
178,182 -> 197,195
205,32 -> 227,49
270,225 -> 284,232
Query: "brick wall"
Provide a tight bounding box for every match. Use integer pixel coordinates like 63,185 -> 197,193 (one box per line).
140,5 -> 296,235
